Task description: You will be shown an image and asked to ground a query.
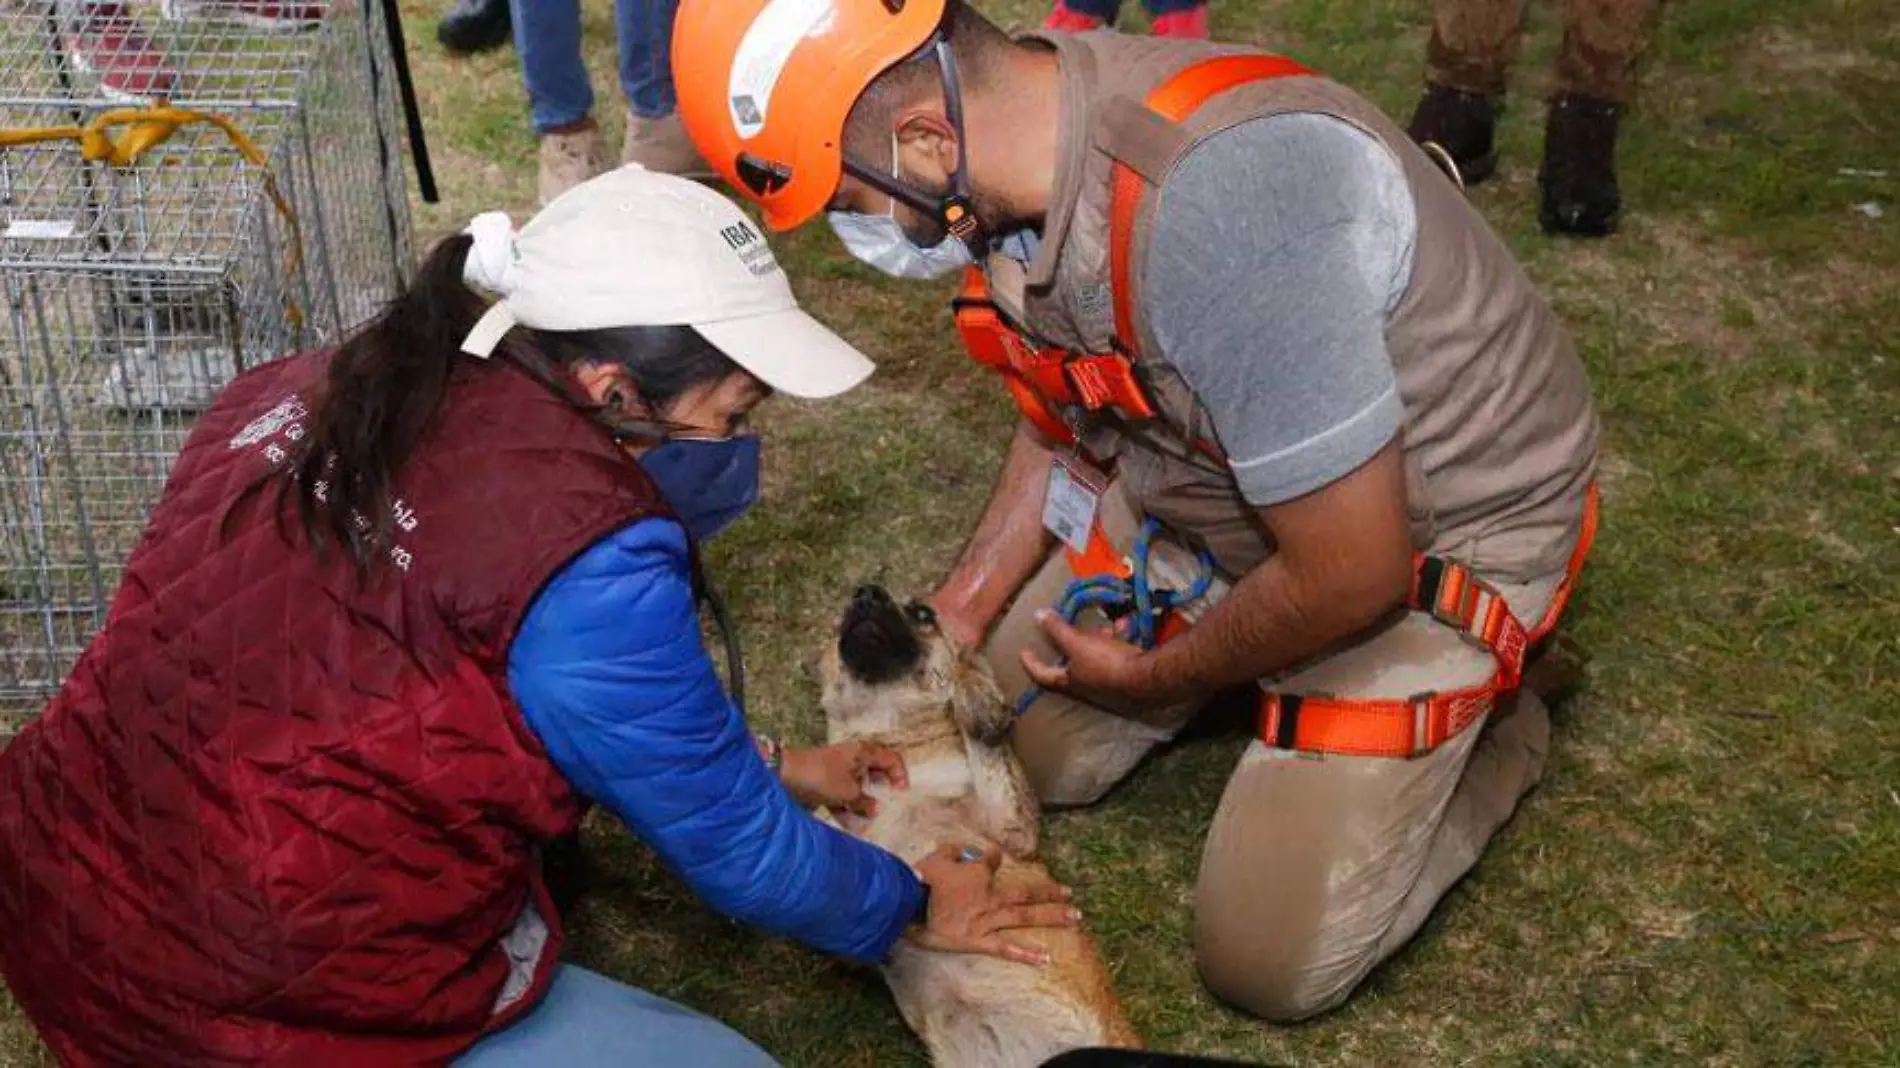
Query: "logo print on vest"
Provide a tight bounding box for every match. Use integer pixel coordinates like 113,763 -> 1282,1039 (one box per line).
1075,282 -> 1115,342
229,396 -> 308,451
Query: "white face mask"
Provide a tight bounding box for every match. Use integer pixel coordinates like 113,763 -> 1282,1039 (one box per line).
826,133 -> 976,281
826,211 -> 974,280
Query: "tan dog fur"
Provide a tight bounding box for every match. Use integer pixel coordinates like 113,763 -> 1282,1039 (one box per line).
818,598 -> 1140,1068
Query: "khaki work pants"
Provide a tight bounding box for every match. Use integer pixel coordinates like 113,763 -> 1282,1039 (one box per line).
1425,0 -> 1664,104
984,488 -> 1563,1023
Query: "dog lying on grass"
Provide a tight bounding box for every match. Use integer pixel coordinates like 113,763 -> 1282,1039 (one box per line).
817,584 -> 1140,1068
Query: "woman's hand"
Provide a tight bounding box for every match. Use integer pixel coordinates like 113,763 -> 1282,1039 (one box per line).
907,844 -> 1079,966
780,740 -> 908,816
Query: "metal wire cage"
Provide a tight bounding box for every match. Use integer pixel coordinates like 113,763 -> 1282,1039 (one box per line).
1,0 -> 415,729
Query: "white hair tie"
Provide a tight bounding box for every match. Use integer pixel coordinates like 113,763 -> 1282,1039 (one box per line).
461,211 -> 519,296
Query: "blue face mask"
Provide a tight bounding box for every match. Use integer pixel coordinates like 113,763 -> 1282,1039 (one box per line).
637,435 -> 761,542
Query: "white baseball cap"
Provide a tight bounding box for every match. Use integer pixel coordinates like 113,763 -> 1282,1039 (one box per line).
458,164 -> 874,399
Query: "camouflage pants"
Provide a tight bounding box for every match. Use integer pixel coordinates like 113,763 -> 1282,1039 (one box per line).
1426,0 -> 1663,104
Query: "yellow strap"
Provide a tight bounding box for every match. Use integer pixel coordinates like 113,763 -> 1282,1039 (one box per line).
0,103 -> 306,332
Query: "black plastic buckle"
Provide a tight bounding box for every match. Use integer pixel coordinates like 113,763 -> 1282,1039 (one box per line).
1268,694 -> 1303,748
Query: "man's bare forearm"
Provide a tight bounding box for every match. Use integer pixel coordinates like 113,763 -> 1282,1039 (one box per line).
1141,550 -> 1406,703
1141,441 -> 1414,701
931,420 -> 1057,642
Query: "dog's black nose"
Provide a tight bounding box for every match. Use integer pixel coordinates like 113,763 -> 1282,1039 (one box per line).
839,584 -> 921,685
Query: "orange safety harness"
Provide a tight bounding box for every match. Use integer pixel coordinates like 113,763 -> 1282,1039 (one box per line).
963,53 -> 1602,759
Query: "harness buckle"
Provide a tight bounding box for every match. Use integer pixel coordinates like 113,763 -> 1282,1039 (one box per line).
1065,353 -> 1158,420
1410,697 -> 1433,756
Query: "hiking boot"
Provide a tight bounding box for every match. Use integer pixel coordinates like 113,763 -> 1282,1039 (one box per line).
538,123 -> 609,206
62,3 -> 179,103
163,0 -> 327,32
622,111 -> 713,179
1043,0 -> 1107,33
1539,93 -> 1624,237
436,0 -> 511,54
1406,83 -> 1499,186
1151,5 -> 1209,38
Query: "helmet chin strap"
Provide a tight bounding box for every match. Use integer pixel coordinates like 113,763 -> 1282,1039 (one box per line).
841,34 -> 985,254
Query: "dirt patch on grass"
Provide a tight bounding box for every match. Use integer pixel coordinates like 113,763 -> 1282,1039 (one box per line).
1750,27 -> 1900,80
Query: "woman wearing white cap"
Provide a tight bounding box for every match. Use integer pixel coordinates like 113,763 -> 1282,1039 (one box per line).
0,167 -> 1075,1067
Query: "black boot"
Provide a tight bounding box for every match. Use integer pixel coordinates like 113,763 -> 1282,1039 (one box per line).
437,0 -> 511,55
1540,93 -> 1624,237
1406,84 -> 1499,185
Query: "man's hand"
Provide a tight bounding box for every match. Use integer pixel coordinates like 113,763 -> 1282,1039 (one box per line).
780,741 -> 908,816
1019,610 -> 1178,704
907,844 -> 1078,966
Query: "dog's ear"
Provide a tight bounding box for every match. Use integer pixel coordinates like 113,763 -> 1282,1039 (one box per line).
950,654 -> 1014,746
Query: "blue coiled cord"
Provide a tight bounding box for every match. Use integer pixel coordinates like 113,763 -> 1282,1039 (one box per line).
1013,518 -> 1215,718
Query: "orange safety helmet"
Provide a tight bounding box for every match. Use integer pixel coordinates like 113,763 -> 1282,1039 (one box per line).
672,0 -> 958,233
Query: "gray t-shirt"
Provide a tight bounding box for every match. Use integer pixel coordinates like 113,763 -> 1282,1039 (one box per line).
1143,112 -> 1417,506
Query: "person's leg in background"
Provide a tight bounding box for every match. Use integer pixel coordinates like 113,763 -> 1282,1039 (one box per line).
1192,575 -> 1563,1022
1044,0 -> 1121,33
1044,0 -> 1209,38
615,0 -> 710,176
508,0 -> 607,206
1539,0 -> 1663,236
1144,0 -> 1210,38
457,964 -> 779,1067
1406,0 -> 1526,184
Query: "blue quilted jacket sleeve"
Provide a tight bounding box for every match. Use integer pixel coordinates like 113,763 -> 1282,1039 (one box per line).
507,518 -> 924,964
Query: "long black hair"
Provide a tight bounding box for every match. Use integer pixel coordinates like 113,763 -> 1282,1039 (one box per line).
261,233 -> 739,569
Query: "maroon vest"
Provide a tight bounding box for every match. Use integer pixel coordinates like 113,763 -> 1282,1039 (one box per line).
0,352 -> 668,1066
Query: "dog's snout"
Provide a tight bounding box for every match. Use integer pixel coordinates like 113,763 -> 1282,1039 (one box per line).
839,583 -> 922,685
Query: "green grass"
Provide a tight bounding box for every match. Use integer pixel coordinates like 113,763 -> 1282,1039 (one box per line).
4,0 -> 1899,1063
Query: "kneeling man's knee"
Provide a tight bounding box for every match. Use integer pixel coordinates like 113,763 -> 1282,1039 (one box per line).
1192,908 -> 1380,1024
1010,700 -> 1169,809
1015,740 -> 1119,808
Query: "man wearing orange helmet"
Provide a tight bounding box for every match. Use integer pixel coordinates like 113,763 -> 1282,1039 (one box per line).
674,0 -> 1600,1023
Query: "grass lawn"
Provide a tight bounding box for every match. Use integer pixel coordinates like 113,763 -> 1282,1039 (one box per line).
4,0 -> 1898,1063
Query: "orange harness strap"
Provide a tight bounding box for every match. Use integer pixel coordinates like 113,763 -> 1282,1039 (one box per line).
1258,483 -> 1601,759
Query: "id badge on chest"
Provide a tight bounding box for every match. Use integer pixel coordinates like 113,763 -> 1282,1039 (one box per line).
1042,452 -> 1106,554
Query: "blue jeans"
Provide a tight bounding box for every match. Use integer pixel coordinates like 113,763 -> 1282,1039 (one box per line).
1064,0 -> 1205,16
457,965 -> 780,1067
509,0 -> 681,133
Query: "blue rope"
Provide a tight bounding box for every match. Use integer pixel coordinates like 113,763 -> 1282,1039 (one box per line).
1013,518 -> 1215,718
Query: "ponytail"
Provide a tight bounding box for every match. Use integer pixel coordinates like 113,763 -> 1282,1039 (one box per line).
278,233 -> 485,568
